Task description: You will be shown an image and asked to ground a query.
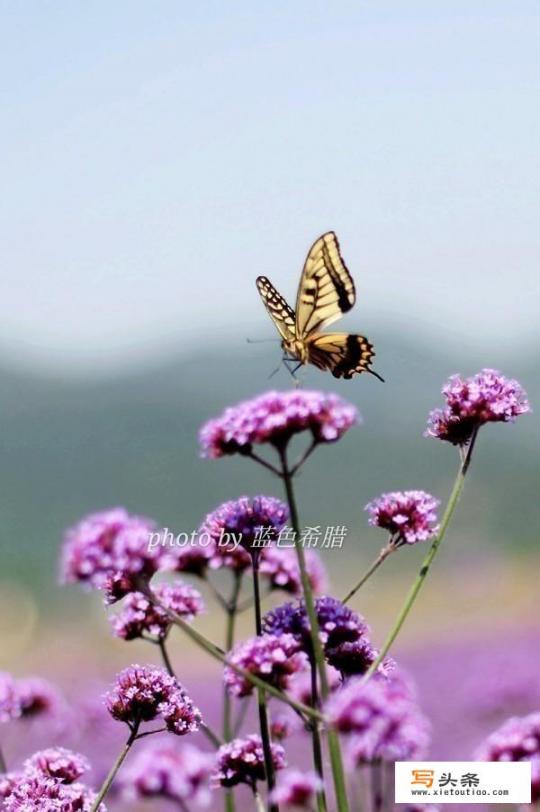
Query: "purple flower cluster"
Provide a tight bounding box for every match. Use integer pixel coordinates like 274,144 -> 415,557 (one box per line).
110,581 -> 204,641
224,633 -> 306,697
365,491 -> 440,545
120,740 -> 213,805
476,712 -> 540,801
213,734 -> 286,789
1,748 -> 103,812
259,547 -> 327,596
200,390 -> 358,458
263,596 -> 380,677
270,768 -> 323,808
426,369 -> 530,445
0,672 -> 62,724
326,672 -> 431,764
201,495 -> 289,569
105,665 -> 202,736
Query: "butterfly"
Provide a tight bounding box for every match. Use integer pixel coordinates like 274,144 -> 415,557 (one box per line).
256,232 -> 383,381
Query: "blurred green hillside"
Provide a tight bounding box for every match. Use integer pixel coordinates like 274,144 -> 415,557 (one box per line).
1,327 -> 537,603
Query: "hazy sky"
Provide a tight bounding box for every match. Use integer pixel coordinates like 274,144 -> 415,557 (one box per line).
1,2 -> 539,372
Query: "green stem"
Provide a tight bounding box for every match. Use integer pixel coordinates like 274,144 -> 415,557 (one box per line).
309,656 -> 328,812
137,581 -> 323,722
279,447 -> 350,812
90,725 -> 139,811
363,429 -> 479,681
223,574 -> 242,812
342,543 -> 394,604
252,558 -> 278,812
254,789 -> 267,812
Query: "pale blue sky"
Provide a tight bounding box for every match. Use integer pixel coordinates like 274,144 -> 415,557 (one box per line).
1,2 -> 539,372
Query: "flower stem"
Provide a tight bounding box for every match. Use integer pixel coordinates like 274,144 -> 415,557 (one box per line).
223,574 -> 242,812
90,725 -> 139,811
363,429 -> 479,681
254,789 -> 267,812
0,745 -> 6,773
309,656 -> 328,812
279,447 -> 350,812
252,558 -> 278,812
342,543 -> 394,604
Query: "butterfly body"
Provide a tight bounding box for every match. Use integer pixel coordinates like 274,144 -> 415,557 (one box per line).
256,232 -> 383,381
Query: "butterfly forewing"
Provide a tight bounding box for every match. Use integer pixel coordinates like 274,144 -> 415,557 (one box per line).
256,276 -> 296,341
307,332 -> 377,379
295,232 -> 356,338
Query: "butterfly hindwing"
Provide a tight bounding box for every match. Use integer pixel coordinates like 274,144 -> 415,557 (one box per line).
295,232 -> 356,338
306,332 -> 378,379
256,276 -> 296,341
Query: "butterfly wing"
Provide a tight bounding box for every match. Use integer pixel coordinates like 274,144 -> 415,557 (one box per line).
306,332 -> 382,380
256,276 -> 296,341
295,232 -> 356,338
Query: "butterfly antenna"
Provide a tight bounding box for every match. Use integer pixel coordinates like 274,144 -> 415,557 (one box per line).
369,369 -> 385,383
268,362 -> 282,379
247,337 -> 281,344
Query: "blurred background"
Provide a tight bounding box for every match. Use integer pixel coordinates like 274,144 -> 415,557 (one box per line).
1,2 -> 538,809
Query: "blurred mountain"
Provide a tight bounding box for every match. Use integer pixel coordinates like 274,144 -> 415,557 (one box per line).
0,327 -> 538,599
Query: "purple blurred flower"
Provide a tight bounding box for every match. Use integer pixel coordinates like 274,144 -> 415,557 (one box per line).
425,369 -> 530,446
105,665 -> 201,735
16,677 -> 63,720
213,734 -> 286,789
200,390 -> 358,458
120,740 -> 212,806
0,672 -> 20,723
2,773 -> 105,811
224,633 -> 306,697
110,581 -> 204,641
270,768 -> 323,808
365,491 -> 440,545
161,543 -> 213,578
287,666 -> 341,707
475,712 -> 540,801
326,672 -> 431,764
24,748 -> 90,784
259,547 -> 327,596
61,507 -> 156,589
201,496 -> 289,572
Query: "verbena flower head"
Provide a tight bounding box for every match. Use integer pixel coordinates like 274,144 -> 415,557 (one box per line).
161,543 -> 213,578
16,677 -> 63,720
24,748 -> 90,784
105,665 -> 201,735
262,596 -> 376,676
120,740 -> 212,805
365,491 -> 440,545
326,672 -> 431,764
425,369 -> 530,446
224,633 -> 305,697
0,672 -> 20,723
270,768 -> 323,809
213,734 -> 286,789
110,582 -> 204,641
2,773 -> 105,811
200,390 -> 358,458
475,712 -> 540,801
259,548 -> 327,596
61,507 -> 156,589
201,496 -> 289,570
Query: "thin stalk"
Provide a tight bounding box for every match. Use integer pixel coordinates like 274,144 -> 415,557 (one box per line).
371,761 -> 383,812
342,542 -> 395,604
279,447 -> 350,812
363,429 -> 479,681
223,574 -> 242,812
254,789 -> 267,812
0,746 -> 6,773
252,557 -> 278,811
90,724 -> 139,811
309,656 -> 328,812
137,581 -> 323,721
247,450 -> 283,477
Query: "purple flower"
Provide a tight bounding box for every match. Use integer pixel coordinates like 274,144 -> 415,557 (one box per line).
61,507 -> 156,589
16,676 -> 63,720
224,634 -> 306,697
425,369 -> 530,446
105,665 -> 202,735
270,768 -> 323,808
259,547 -> 327,596
24,748 -> 90,784
213,734 -> 286,789
200,390 -> 358,458
110,581 -> 204,641
161,543 -> 213,578
475,712 -> 540,801
2,773 -> 105,811
326,672 -> 431,764
201,496 -> 289,572
0,672 -> 20,723
365,491 -> 440,545
263,596 -> 377,677
120,740 -> 212,805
